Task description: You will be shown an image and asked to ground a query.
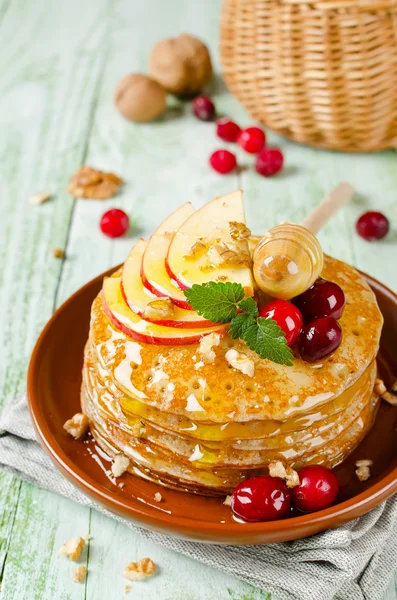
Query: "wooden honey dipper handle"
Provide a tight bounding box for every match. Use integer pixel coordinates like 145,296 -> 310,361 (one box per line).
301,182 -> 354,234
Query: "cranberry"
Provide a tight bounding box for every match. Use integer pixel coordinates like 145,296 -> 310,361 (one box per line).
216,118 -> 241,142
255,148 -> 284,177
299,316 -> 342,362
100,209 -> 129,238
238,127 -> 266,154
209,149 -> 237,174
192,95 -> 215,121
232,476 -> 290,522
259,299 -> 303,347
356,211 -> 389,241
292,465 -> 339,512
293,279 -> 345,322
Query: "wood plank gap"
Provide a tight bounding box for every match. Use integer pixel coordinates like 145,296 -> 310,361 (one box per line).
0,478 -> 22,585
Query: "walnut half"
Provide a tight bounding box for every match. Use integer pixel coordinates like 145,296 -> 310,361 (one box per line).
68,166 -> 123,200
268,460 -> 300,488
143,298 -> 174,321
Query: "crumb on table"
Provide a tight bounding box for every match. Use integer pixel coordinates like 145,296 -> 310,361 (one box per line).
123,558 -> 156,582
59,537 -> 86,561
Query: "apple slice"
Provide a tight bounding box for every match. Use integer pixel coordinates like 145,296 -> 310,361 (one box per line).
141,203 -> 195,310
166,191 -> 255,296
103,277 -> 225,345
122,238 -> 216,329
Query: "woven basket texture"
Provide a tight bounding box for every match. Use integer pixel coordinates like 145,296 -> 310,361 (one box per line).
220,0 -> 397,152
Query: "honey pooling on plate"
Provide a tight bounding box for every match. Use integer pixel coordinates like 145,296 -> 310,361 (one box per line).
252,223 -> 324,300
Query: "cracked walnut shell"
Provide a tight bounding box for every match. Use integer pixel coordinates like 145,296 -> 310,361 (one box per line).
149,34 -> 212,96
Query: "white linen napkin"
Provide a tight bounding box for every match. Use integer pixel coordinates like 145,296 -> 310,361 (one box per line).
1,393 -> 397,600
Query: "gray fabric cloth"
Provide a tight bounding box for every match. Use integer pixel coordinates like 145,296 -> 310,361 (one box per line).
0,394 -> 396,600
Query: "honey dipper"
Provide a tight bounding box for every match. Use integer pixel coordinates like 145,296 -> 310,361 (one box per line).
252,182 -> 354,300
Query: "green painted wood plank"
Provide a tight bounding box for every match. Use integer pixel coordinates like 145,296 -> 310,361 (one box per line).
0,473 -> 21,581
0,484 -> 90,600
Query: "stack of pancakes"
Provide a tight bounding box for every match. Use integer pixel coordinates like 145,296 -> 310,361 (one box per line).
81,254 -> 383,495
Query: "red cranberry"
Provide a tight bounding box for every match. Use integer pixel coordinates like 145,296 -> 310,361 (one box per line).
255,148 -> 284,177
292,279 -> 345,322
232,476 -> 291,522
238,127 -> 266,154
292,465 -> 339,512
299,316 -> 342,362
100,209 -> 129,238
216,118 -> 241,142
356,211 -> 389,241
259,299 -> 303,346
209,149 -> 237,174
192,95 -> 215,121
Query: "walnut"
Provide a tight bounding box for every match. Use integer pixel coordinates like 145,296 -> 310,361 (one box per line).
268,460 -> 300,488
29,191 -> 50,205
375,378 -> 397,406
63,413 -> 89,439
59,537 -> 86,561
154,492 -> 162,502
68,166 -> 123,200
184,239 -> 207,259
123,558 -> 156,581
355,459 -> 373,482
229,221 -> 252,241
199,332 -> 220,363
72,565 -> 87,583
51,248 -> 65,259
111,455 -> 130,478
208,242 -> 251,267
143,298 -> 174,321
223,495 -> 232,507
114,74 -> 166,122
225,349 -> 254,378
375,378 -> 387,396
149,34 -> 212,96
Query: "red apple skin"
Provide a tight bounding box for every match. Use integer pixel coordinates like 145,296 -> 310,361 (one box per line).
102,292 -> 224,346
120,278 -> 215,329
140,262 -> 193,311
165,254 -> 190,292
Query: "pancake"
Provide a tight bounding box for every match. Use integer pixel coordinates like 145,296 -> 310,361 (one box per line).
90,256 -> 382,422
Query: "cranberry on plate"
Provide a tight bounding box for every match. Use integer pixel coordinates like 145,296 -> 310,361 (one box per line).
231,475 -> 291,522
255,148 -> 284,177
192,95 -> 216,121
259,299 -> 303,347
100,209 -> 129,238
216,117 -> 241,142
209,149 -> 237,174
292,279 -> 345,322
298,316 -> 342,362
292,465 -> 339,512
238,127 -> 266,154
356,211 -> 389,241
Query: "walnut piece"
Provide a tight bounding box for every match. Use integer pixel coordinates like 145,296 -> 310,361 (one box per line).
355,459 -> 373,482
68,166 -> 123,200
184,239 -> 207,259
131,421 -> 146,438
208,242 -> 251,268
29,191 -> 50,205
154,492 -> 162,502
123,558 -> 156,582
225,349 -> 254,378
199,332 -> 220,363
111,455 -> 130,478
223,495 -> 232,507
375,378 -> 397,405
143,298 -> 174,321
51,248 -> 65,259
63,413 -> 89,439
59,537 -> 85,561
375,378 -> 387,396
72,565 -> 87,583
268,460 -> 300,488
229,221 -> 252,241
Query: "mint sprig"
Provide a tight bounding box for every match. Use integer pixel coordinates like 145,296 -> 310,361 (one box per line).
184,282 -> 293,366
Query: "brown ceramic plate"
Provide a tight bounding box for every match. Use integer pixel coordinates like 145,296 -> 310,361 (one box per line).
27,266 -> 397,544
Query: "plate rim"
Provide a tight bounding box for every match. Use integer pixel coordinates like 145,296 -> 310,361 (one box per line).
27,266 -> 397,543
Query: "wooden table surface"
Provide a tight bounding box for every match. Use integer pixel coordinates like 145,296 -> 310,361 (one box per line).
0,1 -> 397,598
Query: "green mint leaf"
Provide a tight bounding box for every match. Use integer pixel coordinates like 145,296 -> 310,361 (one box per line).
238,296 -> 259,318
229,312 -> 257,339
183,281 -> 245,323
242,317 -> 294,366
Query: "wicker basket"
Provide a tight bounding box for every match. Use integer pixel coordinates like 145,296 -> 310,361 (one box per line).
220,0 -> 397,152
